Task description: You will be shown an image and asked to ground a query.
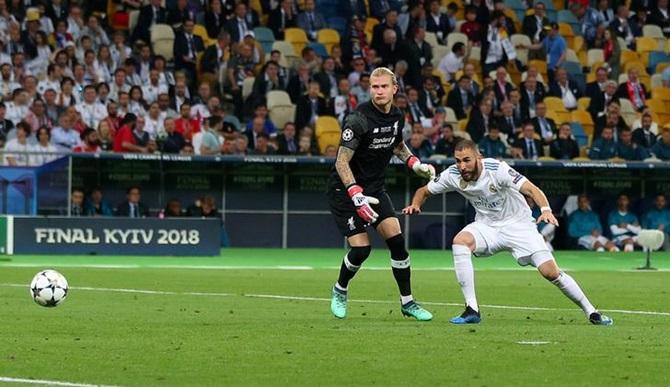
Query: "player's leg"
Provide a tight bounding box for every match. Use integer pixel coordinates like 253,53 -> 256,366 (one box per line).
506,221 -> 612,325
330,233 -> 371,319
327,188 -> 372,319
376,218 -> 432,321
536,258 -> 613,326
450,230 -> 482,324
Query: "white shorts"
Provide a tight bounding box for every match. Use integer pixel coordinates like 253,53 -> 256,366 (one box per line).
578,235 -> 610,250
463,219 -> 553,267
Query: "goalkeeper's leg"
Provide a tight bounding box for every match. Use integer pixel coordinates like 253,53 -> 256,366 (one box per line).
331,233 -> 371,319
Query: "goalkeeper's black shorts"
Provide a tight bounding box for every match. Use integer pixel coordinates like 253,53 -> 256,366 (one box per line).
327,187 -> 397,238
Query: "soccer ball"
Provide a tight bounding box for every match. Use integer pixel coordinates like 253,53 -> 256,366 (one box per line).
30,270 -> 69,307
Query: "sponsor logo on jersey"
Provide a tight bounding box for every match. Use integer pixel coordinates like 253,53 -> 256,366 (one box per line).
459,179 -> 468,189
368,136 -> 395,149
342,128 -> 354,141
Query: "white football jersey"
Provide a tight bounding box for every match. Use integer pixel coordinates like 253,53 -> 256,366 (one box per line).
427,158 -> 532,227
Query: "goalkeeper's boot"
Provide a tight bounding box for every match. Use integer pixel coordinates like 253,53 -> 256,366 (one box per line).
401,300 -> 433,321
330,286 -> 347,319
450,305 -> 481,324
589,312 -> 613,326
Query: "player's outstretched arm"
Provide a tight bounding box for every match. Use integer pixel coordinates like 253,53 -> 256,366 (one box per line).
393,142 -> 435,180
402,186 -> 432,215
520,180 -> 559,226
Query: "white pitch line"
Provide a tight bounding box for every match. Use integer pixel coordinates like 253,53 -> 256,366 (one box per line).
2,283 -> 669,317
0,376 -> 119,387
517,341 -> 552,345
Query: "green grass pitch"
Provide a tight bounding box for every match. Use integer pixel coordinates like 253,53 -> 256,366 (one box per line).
1,249 -> 669,386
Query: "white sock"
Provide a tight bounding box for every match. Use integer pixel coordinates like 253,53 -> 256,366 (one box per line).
551,272 -> 596,316
624,243 -> 634,252
596,247 -> 605,252
334,282 -> 347,292
400,295 -> 414,305
452,244 -> 479,312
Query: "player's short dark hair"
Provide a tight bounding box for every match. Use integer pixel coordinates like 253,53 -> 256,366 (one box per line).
455,139 -> 478,152
453,42 -> 465,53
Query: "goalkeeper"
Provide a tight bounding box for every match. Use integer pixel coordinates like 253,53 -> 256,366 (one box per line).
327,67 -> 435,321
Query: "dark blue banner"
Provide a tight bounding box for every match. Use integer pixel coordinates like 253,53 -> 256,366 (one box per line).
12,217 -> 220,256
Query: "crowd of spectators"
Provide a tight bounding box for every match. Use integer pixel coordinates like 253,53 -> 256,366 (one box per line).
0,0 -> 667,165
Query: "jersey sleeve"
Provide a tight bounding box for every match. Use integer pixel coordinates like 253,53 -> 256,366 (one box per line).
426,166 -> 459,195
340,111 -> 368,151
496,161 -> 527,191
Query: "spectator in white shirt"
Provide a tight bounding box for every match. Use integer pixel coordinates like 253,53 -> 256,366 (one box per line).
0,63 -> 20,99
66,4 -> 84,41
438,42 -> 469,82
76,85 -> 107,128
5,88 -> 30,125
80,15 -> 110,50
144,102 -> 164,140
110,30 -> 132,67
142,69 -> 168,104
128,86 -> 147,117
37,64 -> 63,96
4,122 -> 31,166
30,126 -> 59,166
109,68 -> 130,102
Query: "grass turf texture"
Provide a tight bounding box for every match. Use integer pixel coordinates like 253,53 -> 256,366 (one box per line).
1,250 -> 669,386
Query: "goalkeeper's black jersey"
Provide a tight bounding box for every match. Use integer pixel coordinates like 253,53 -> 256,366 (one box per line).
328,101 -> 405,193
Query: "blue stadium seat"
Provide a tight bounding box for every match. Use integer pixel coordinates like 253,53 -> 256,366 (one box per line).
254,27 -> 275,54
223,115 -> 242,131
327,17 -> 348,37
570,122 -> 589,148
504,0 -> 525,11
557,10 -> 578,24
308,42 -> 329,58
647,51 -> 670,74
562,61 -> 582,75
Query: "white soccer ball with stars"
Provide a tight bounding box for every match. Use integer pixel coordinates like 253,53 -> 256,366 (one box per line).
30,270 -> 69,307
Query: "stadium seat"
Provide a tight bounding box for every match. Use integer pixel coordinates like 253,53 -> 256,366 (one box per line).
647,99 -> 670,125
150,24 -> 175,61
558,23 -> 574,48
307,42 -> 329,58
562,61 -> 582,76
424,32 -> 440,48
511,34 -> 530,65
284,28 -> 309,55
651,73 -> 664,89
618,98 -> 639,127
266,90 -> 291,109
446,32 -> 468,52
587,49 -> 604,68
272,41 -> 299,66
129,10 -> 140,32
557,10 -> 580,34
326,16 -> 347,36
543,97 -> 568,113
193,24 -> 215,48
254,27 -> 276,53
315,116 -> 341,137
647,51 -> 670,74
620,50 -> 640,66
268,104 -> 296,129
242,77 -> 255,101
565,49 -> 580,65
365,17 -> 379,42
573,35 -> 584,53
571,110 -> 594,137
317,131 -> 341,154
570,122 -> 589,147
223,115 -> 241,131
528,59 -> 548,78
642,24 -> 667,50
636,37 -> 658,65
317,29 -> 340,54
652,87 -> 670,105
444,107 -> 459,126
470,46 -> 481,62
577,97 -> 591,112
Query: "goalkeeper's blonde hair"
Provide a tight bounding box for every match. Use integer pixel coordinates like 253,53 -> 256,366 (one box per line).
370,67 -> 398,86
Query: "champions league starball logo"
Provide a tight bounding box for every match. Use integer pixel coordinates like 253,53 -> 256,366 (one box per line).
342,128 -> 354,141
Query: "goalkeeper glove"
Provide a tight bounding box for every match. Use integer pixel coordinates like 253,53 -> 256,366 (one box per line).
347,184 -> 379,224
407,156 -> 436,180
